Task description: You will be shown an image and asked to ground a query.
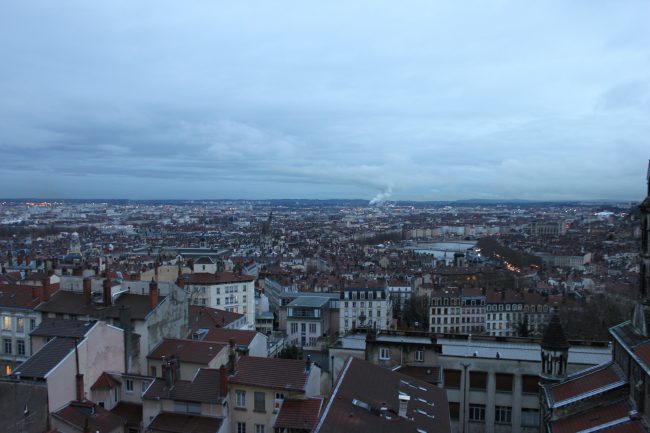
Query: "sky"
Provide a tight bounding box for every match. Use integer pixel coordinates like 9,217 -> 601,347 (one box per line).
1,1 -> 649,202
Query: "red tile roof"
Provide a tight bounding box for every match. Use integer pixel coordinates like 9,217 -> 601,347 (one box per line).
147,412 -> 223,433
200,328 -> 257,346
147,339 -> 227,366
51,401 -> 126,433
550,400 -> 630,433
274,397 -> 324,431
633,341 -> 650,370
188,305 -> 244,330
550,364 -> 625,404
91,372 -> 121,390
229,356 -> 311,392
0,284 -> 41,309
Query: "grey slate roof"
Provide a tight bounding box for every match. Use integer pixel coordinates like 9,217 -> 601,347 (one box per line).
30,319 -> 95,338
13,337 -> 76,379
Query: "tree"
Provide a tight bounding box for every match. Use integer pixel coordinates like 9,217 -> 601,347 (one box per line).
515,316 -> 530,337
278,344 -> 299,359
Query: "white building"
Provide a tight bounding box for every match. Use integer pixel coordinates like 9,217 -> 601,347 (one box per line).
339,286 -> 393,334
182,271 -> 256,326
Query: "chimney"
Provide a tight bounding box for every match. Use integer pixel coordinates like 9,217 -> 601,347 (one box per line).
40,277 -> 51,302
83,278 -> 92,305
83,418 -> 90,433
305,354 -> 312,372
398,394 -> 410,418
102,278 -> 112,306
76,373 -> 85,401
219,364 -> 228,397
228,338 -> 236,375
119,306 -> 132,373
149,279 -> 159,310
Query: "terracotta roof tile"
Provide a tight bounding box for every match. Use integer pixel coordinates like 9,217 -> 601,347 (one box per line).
91,372 -> 121,390
550,363 -> 626,404
274,397 -> 324,431
550,399 -> 630,433
147,338 -> 227,366
147,412 -> 223,433
51,401 -> 126,433
229,356 -> 311,392
143,369 -> 224,404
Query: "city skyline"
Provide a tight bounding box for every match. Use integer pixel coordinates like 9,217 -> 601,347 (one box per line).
1,1 -> 649,201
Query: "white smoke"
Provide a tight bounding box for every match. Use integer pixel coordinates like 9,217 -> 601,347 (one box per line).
369,185 -> 393,205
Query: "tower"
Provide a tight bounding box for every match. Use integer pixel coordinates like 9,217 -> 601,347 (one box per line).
68,232 -> 81,255
540,313 -> 569,382
632,160 -> 650,336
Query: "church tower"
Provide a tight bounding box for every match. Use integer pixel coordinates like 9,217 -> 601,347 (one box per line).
632,160 -> 650,336
540,313 -> 569,382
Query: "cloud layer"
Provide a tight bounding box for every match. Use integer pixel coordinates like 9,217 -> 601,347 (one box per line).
1,1 -> 649,200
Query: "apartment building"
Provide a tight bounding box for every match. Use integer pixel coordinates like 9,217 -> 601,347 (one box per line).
286,296 -> 331,349
429,287 -> 486,334
339,285 -> 393,334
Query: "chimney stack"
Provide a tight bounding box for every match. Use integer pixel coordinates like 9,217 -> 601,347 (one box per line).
219,364 -> 228,397
119,306 -> 132,373
398,394 -> 410,418
149,279 -> 159,310
83,278 -> 92,305
102,278 -> 112,306
228,338 -> 236,375
76,373 -> 85,401
40,277 -> 51,302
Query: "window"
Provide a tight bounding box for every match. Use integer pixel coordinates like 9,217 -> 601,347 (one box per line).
126,379 -> 133,392
469,371 -> 487,390
141,381 -> 150,393
469,404 -> 485,422
30,319 -> 36,331
255,424 -> 265,433
275,392 -> 284,400
495,406 -> 512,424
17,340 -> 25,356
522,375 -> 539,394
444,369 -> 461,388
236,390 -> 246,408
495,373 -> 513,392
379,347 -> 390,360
237,422 -> 246,433
1,316 -> 11,331
150,366 -> 157,377
254,391 -> 266,412
415,350 -> 424,362
114,387 -> 119,402
16,317 -> 24,333
309,323 -> 317,333
290,323 -> 298,334
3,339 -> 11,354
448,402 -> 459,420
521,408 -> 539,427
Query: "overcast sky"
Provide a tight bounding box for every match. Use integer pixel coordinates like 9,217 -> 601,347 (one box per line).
1,1 -> 649,202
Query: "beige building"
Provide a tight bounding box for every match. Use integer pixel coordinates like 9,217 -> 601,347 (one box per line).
228,356 -> 321,433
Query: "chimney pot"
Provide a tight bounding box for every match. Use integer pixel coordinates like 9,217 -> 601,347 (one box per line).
398,394 -> 410,418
